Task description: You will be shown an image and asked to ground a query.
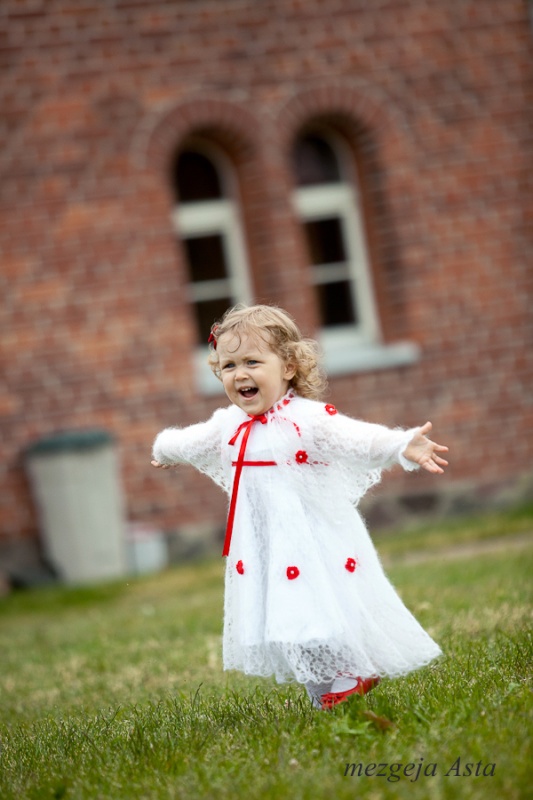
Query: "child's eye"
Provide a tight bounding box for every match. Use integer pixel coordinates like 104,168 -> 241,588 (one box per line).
247,360 -> 259,366
222,362 -> 235,370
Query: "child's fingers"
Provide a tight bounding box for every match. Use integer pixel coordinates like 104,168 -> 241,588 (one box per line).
427,440 -> 448,453
428,451 -> 448,472
424,459 -> 445,474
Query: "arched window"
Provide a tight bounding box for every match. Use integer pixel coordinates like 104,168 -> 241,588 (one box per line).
292,131 -> 381,370
171,143 -> 252,391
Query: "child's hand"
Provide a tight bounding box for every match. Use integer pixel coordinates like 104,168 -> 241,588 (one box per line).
151,460 -> 173,470
404,422 -> 449,474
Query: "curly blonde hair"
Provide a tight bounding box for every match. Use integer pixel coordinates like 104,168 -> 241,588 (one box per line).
207,304 -> 327,400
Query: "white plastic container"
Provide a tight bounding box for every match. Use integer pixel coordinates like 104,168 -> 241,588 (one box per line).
25,430 -> 127,585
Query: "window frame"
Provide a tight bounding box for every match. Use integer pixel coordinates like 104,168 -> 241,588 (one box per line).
292,129 -> 419,375
294,181 -> 380,346
172,142 -> 253,394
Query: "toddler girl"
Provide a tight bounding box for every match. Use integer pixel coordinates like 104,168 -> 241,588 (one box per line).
152,305 -> 448,709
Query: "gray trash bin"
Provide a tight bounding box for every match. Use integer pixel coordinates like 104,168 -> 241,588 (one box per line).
25,430 -> 127,585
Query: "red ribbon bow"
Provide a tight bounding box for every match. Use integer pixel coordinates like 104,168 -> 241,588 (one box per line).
208,324 -> 219,349
222,414 -> 268,557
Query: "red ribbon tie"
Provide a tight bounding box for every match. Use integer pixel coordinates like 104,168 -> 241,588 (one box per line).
222,414 -> 268,557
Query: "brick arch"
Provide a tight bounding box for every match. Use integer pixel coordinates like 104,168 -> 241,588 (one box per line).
138,96 -> 262,175
275,80 -> 412,159
274,82 -> 415,343
133,96 -> 281,307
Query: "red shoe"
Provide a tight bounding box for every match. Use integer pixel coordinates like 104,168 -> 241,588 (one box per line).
321,676 -> 380,709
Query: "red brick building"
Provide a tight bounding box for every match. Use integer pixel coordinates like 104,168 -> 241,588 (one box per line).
1,0 -> 532,576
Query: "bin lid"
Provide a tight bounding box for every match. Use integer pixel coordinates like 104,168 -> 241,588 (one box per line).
25,429 -> 114,456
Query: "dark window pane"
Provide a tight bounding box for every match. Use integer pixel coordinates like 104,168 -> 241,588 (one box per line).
195,297 -> 233,343
292,134 -> 341,186
183,235 -> 228,282
304,218 -> 346,265
175,151 -> 223,202
317,281 -> 357,327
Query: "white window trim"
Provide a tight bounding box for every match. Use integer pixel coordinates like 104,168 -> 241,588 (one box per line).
293,136 -> 420,377
319,337 -> 420,376
195,346 -> 223,395
173,200 -> 252,308
172,145 -> 252,394
294,183 -> 380,345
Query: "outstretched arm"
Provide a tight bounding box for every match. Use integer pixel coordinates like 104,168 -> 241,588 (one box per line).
151,408 -> 227,473
403,421 -> 449,474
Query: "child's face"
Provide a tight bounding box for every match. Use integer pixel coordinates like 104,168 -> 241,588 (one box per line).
217,331 -> 295,415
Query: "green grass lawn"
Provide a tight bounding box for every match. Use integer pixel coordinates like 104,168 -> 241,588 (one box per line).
0,510 -> 531,800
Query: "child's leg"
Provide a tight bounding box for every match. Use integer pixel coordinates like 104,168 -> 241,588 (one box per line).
304,681 -> 333,709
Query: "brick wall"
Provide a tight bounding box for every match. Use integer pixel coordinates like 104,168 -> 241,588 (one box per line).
1,0 -> 532,571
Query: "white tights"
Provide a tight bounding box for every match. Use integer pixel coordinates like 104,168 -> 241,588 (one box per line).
304,676 -> 359,708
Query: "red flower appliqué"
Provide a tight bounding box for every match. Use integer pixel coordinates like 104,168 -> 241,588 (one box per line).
236,560 -> 244,575
286,566 -> 300,580
345,557 -> 357,573
295,450 -> 308,464
325,404 -> 337,416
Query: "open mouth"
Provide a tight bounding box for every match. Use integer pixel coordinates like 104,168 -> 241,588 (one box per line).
239,387 -> 258,399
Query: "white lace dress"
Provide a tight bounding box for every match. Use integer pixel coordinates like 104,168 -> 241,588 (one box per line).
153,391 -> 442,684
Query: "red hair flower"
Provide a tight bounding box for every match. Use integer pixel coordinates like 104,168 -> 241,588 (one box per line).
295,450 -> 308,464
345,557 -> 357,573
236,560 -> 244,575
286,566 -> 300,580
325,404 -> 337,416
207,325 -> 219,349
